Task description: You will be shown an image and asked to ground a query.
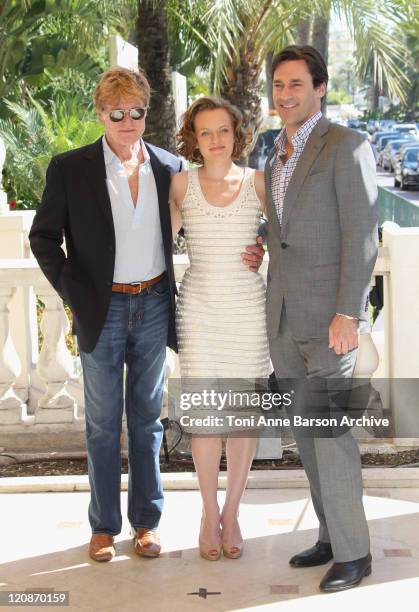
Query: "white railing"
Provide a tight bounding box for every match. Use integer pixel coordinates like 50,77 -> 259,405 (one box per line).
0,260 -> 77,426
1,220 -> 419,448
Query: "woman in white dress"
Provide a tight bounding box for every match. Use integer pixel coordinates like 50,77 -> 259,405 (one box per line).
169,97 -> 269,561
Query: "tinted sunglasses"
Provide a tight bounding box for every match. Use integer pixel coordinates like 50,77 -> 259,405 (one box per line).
108,107 -> 148,122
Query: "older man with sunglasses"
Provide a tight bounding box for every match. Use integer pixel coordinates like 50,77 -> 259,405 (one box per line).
29,67 -> 180,562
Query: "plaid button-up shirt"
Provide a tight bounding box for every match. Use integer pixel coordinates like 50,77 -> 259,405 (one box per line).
271,111 -> 322,223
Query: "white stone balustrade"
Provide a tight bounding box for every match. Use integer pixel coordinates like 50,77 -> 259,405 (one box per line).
0,260 -> 78,429
1,225 -> 419,450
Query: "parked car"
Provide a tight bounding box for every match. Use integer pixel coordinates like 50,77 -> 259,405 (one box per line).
389,138 -> 419,172
394,147 -> 419,190
378,119 -> 396,131
371,131 -> 395,163
262,129 -> 281,152
254,128 -> 281,169
394,142 -> 419,168
376,133 -> 411,166
393,123 -> 418,136
367,119 -> 380,134
382,137 -> 419,172
371,130 -> 394,145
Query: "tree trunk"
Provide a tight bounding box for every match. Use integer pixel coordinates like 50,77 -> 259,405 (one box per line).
265,51 -> 274,110
137,1 -> 177,153
374,81 -> 381,111
311,14 -> 330,115
296,18 -> 311,46
311,15 -> 329,64
219,51 -> 262,167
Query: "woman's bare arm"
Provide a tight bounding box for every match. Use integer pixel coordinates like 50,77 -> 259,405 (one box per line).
169,171 -> 188,239
254,170 -> 267,214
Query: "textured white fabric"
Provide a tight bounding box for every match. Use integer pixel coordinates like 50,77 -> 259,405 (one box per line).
176,167 -> 271,379
102,136 -> 166,283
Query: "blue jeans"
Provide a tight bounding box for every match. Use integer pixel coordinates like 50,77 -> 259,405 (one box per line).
80,275 -> 169,535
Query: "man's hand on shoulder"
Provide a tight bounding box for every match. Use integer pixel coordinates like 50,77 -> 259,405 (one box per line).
328,314 -> 358,355
241,235 -> 265,272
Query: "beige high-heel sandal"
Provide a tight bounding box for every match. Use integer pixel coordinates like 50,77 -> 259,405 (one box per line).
222,542 -> 243,559
221,516 -> 243,559
199,517 -> 221,561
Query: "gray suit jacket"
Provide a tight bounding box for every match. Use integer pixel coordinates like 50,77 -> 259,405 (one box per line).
265,116 -> 378,339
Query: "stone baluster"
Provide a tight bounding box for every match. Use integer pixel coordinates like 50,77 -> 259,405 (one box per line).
354,333 -> 380,379
34,284 -> 76,423
0,287 -> 26,424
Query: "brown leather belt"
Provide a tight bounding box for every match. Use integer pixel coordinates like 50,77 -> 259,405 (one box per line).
112,272 -> 165,295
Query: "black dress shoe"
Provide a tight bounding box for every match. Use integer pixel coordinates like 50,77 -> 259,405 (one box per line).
319,553 -> 372,592
289,541 -> 333,567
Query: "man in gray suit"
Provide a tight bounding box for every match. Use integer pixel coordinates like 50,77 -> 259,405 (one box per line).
265,45 -> 378,592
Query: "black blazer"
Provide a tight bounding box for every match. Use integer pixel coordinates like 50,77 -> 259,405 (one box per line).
29,137 -> 182,353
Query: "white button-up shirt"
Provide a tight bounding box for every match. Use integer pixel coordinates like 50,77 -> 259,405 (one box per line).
103,136 -> 166,283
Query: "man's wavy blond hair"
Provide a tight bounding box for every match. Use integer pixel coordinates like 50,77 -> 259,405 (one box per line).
94,67 -> 150,111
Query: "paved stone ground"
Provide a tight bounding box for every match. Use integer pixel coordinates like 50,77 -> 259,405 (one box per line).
1,484 -> 418,611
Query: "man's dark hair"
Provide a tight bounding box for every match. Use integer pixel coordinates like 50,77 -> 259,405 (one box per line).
271,45 -> 328,89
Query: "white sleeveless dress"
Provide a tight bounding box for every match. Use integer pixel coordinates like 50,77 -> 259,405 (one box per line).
176,167 -> 270,398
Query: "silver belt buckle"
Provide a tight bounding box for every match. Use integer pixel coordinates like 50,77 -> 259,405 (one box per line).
130,281 -> 142,293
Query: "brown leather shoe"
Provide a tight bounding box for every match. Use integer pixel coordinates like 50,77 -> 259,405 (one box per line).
133,528 -> 161,558
89,534 -> 115,562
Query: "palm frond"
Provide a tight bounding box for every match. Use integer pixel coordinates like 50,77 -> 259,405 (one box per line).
337,0 -> 410,102
203,0 -> 245,92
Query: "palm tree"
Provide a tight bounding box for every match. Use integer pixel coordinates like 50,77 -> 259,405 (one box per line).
203,0 -> 302,139
312,15 -> 329,64
137,0 -> 177,153
293,0 -> 410,111
265,51 -> 274,109
190,0 -> 409,140
296,17 -> 311,45
405,31 -> 419,119
340,0 -> 409,108
311,11 -> 330,112
167,0 -> 211,77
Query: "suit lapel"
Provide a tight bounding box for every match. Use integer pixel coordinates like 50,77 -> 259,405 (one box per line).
82,137 -> 114,233
281,117 -> 329,230
146,144 -> 172,257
